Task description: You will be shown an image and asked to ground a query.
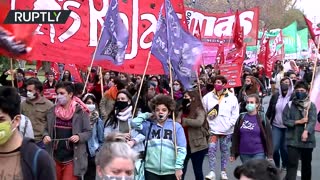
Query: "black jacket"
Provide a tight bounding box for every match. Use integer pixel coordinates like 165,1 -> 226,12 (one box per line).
21,138 -> 56,180
0,73 -> 27,97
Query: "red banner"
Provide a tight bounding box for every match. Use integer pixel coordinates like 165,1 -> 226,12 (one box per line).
219,63 -> 242,88
8,0 -> 259,74
43,88 -> 57,100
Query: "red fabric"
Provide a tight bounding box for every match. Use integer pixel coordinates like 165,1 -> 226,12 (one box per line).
193,21 -> 201,40
55,99 -> 77,121
258,30 -> 267,65
264,39 -> 272,78
10,1 -> 259,73
304,15 -> 320,41
216,36 -> 225,65
0,1 -> 37,57
51,63 -> 60,80
55,161 -> 78,180
64,64 -> 83,83
181,114 -> 189,143
232,10 -> 244,49
17,81 -> 23,88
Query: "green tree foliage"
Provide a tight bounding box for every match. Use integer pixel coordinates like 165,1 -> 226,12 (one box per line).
184,0 -> 305,29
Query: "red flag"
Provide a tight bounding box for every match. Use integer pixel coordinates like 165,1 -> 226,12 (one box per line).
264,39 -> 273,78
258,31 -> 267,65
50,63 -> 60,80
216,36 -> 225,64
193,21 -> 201,40
304,15 -> 320,42
226,44 -> 246,65
177,0 -> 188,30
64,64 -> 83,83
36,61 -> 42,72
0,1 -> 36,57
232,10 -> 244,49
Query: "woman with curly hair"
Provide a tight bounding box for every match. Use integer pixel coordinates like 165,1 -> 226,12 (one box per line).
131,94 -> 187,180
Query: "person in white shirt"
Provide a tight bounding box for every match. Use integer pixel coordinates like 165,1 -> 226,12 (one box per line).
202,75 -> 239,180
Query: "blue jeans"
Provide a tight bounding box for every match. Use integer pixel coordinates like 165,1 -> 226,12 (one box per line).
272,125 -> 288,168
240,153 -> 265,163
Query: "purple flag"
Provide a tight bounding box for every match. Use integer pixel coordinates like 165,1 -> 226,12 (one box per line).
165,0 -> 203,89
150,5 -> 170,74
94,0 -> 129,65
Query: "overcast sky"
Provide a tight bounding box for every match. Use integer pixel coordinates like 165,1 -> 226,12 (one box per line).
295,0 -> 320,22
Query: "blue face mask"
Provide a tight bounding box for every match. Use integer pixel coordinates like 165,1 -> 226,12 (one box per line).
245,103 -> 256,112
295,92 -> 307,100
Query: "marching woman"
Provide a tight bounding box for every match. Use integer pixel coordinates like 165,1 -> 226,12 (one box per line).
238,76 -> 260,113
104,90 -> 145,155
131,94 -> 187,180
82,93 -> 104,180
177,90 -> 209,180
230,94 -> 273,163
43,82 -> 92,180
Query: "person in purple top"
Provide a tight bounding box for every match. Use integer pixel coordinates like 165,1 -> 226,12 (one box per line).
230,94 -> 273,163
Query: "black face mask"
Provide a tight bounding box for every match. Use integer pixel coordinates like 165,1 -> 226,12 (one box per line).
182,99 -> 191,108
280,84 -> 289,92
115,101 -> 129,111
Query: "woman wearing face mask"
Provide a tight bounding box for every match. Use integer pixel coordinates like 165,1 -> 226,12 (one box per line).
230,94 -> 273,164
238,76 -> 260,113
104,90 -> 145,155
132,82 -> 156,114
43,82 -> 92,180
82,93 -> 104,180
131,94 -> 187,180
149,76 -> 169,95
95,133 -> 138,180
173,80 -> 184,113
266,77 -> 293,171
177,90 -> 209,180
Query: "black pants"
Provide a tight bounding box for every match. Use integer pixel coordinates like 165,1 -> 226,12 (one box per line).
182,146 -> 207,180
285,146 -> 313,180
84,155 -> 96,180
145,170 -> 176,180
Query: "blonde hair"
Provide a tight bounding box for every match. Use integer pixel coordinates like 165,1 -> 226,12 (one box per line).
95,133 -> 138,168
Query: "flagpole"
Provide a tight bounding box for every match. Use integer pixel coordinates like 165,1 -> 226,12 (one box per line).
168,59 -> 177,157
132,51 -> 151,117
10,58 -> 14,87
82,30 -> 104,95
99,67 -> 104,98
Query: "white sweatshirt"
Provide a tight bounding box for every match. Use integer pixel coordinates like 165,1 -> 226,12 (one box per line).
202,91 -> 239,135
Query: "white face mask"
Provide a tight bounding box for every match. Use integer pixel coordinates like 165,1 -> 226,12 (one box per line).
27,91 -> 36,100
173,85 -> 180,91
86,104 -> 96,112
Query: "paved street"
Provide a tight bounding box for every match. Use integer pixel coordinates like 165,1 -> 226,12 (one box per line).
185,96 -> 320,180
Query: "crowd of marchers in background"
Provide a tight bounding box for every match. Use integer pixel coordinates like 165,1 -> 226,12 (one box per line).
0,58 -> 319,180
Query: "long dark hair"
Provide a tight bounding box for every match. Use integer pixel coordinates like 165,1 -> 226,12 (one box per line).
105,90 -> 133,129
184,90 -> 204,119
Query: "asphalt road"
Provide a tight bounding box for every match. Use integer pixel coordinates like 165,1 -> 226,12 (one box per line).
185,96 -> 320,180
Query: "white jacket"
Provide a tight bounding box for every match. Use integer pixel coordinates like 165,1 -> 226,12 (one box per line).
202,90 -> 239,135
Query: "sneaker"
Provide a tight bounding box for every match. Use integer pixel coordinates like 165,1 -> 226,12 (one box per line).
205,171 -> 216,180
220,171 -> 228,180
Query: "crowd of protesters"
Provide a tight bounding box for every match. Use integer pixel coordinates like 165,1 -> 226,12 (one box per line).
0,58 -> 318,180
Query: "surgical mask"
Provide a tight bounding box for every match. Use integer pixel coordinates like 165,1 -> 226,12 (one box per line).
86,104 -> 96,112
115,101 -> 129,111
173,85 -> 180,91
27,91 -> 37,100
98,175 -> 133,180
214,84 -> 224,91
16,76 -> 23,81
295,92 -> 307,100
0,121 -> 15,145
152,81 -> 158,87
245,104 -> 256,112
104,75 -> 110,80
57,94 -> 68,105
